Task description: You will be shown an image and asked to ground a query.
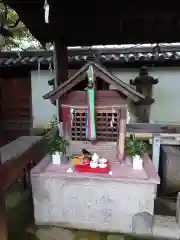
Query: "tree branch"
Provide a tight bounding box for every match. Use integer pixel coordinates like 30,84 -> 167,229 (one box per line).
9,18 -> 21,28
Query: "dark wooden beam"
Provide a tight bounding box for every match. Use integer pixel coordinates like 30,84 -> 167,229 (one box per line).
3,0 -> 180,45
53,41 -> 68,120
53,41 -> 68,86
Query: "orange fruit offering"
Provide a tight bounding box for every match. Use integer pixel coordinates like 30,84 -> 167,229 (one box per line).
73,157 -> 79,165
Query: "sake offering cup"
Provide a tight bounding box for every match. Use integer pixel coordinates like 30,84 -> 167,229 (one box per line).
91,153 -> 99,162
90,161 -> 98,168
98,163 -> 107,168
98,158 -> 107,164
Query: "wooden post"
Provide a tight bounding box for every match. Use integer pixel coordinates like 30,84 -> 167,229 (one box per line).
117,108 -> 127,163
0,193 -> 8,240
53,41 -> 68,122
176,192 -> 180,225
0,138 -> 7,239
152,133 -> 161,173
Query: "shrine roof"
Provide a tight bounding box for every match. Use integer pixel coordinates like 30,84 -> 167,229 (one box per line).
43,61 -> 145,103
1,45 -> 180,68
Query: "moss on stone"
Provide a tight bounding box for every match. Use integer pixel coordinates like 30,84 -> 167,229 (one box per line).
74,230 -> 106,240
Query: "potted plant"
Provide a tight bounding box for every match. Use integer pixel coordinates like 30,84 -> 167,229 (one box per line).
43,118 -> 68,164
125,133 -> 148,170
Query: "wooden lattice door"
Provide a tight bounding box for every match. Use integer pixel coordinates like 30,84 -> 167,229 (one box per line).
71,109 -> 119,141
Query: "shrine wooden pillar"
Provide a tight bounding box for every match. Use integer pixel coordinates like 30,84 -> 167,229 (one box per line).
53,41 -> 68,121
117,107 -> 127,163
0,71 -> 6,239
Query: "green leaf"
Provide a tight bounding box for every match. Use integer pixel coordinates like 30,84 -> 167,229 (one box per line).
0,5 -> 43,50
125,134 -> 148,157
43,118 -> 68,154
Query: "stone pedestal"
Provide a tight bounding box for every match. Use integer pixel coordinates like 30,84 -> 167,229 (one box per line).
31,155 -> 160,234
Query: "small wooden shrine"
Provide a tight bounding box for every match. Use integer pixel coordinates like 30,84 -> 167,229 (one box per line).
43,61 -> 145,163
30,61 -> 160,232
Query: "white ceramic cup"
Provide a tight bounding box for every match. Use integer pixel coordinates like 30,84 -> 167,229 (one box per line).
91,153 -> 99,161
98,158 -> 107,164
90,162 -> 98,168
98,163 -> 107,168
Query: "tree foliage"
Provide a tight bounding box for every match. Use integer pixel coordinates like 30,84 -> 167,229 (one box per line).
0,2 -> 42,50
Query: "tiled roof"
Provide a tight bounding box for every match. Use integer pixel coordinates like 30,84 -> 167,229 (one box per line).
1,46 -> 180,67
44,61 -> 145,103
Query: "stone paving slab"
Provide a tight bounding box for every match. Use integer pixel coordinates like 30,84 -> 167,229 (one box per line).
152,215 -> 180,239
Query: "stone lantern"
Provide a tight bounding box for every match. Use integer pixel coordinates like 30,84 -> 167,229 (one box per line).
130,66 -> 158,122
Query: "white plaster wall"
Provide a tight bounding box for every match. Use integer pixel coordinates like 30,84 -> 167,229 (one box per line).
31,70 -> 56,128
31,67 -> 180,128
149,67 -> 180,123
31,69 -> 76,128
111,67 -> 180,123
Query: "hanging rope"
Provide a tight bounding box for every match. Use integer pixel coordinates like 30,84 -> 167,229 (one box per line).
61,104 -> 127,109
44,0 -> 50,23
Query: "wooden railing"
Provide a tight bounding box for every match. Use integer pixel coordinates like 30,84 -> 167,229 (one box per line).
127,123 -> 180,134
0,137 -> 46,240
127,123 -> 180,173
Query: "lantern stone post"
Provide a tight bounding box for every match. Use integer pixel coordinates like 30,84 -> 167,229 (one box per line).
130,66 -> 158,123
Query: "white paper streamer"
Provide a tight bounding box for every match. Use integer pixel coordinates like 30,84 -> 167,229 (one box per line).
44,0 -> 50,23
126,109 -> 131,124
70,108 -> 74,126
110,108 -> 116,127
48,61 -> 52,73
